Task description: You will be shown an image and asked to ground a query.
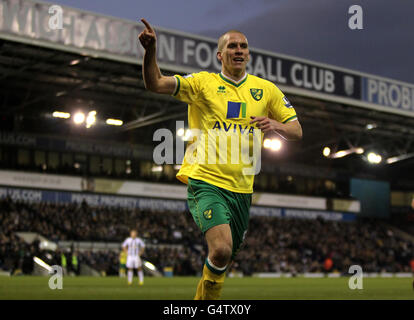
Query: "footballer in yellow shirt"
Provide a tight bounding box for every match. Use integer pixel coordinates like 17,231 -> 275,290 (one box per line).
139,18 -> 302,300
173,71 -> 298,194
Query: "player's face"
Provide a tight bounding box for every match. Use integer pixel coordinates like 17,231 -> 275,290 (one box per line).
219,33 -> 249,74
130,231 -> 137,238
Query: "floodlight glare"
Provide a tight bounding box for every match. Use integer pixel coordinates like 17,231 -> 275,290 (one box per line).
73,112 -> 85,124
386,153 -> 414,164
182,129 -> 192,141
33,256 -> 52,272
85,110 -> 97,128
144,261 -> 156,271
355,147 -> 364,154
333,150 -> 348,158
151,166 -> 163,172
52,111 -> 70,119
106,118 -> 123,126
263,138 -> 271,149
69,59 -> 81,66
323,147 -> 331,157
176,128 -> 185,137
367,152 -> 382,164
263,139 -> 281,151
270,139 -> 282,151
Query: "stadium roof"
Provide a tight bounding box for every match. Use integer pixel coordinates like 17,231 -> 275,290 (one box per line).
1,0 -> 414,187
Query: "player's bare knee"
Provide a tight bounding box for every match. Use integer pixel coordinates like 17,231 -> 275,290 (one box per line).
210,245 -> 232,267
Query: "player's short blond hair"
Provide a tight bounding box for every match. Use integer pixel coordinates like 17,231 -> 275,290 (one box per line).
217,30 -> 247,52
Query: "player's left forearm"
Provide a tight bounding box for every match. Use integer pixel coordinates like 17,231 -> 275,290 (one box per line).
274,120 -> 303,141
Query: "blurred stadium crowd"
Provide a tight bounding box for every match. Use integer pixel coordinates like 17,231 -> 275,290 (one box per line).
1,197 -> 414,276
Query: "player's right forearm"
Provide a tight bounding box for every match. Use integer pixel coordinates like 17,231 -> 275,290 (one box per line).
142,47 -> 163,92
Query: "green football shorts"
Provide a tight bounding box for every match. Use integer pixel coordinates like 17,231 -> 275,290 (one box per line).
187,177 -> 252,260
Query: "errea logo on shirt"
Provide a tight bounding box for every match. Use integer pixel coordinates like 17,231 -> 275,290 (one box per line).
217,86 -> 226,94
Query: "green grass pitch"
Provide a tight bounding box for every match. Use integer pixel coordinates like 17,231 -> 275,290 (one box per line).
0,276 -> 413,300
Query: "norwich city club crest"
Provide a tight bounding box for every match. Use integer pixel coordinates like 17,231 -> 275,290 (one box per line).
203,209 -> 212,220
250,88 -> 263,101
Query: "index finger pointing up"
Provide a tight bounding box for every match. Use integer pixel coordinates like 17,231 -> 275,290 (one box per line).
141,18 -> 154,32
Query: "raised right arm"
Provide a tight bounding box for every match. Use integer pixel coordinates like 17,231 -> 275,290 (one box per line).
139,18 -> 176,94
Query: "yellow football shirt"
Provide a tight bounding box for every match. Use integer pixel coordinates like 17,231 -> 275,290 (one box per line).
172,72 -> 297,194
119,251 -> 127,264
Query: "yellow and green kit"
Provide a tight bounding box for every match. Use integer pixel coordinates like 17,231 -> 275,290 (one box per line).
173,71 -> 298,259
173,71 -> 297,193
187,177 -> 251,259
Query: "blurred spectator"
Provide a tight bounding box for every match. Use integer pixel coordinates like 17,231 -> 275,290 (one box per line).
0,197 -> 413,275
323,256 -> 333,273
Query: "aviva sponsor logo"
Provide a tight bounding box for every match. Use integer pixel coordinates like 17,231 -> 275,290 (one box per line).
212,121 -> 256,135
226,101 -> 247,119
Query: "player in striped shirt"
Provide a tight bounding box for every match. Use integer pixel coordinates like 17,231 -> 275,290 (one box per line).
122,229 -> 146,286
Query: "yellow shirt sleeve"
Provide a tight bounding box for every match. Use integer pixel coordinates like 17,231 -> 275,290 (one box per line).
172,72 -> 205,104
268,84 -> 298,123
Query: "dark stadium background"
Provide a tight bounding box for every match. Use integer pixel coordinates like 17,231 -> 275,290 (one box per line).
0,0 -> 413,298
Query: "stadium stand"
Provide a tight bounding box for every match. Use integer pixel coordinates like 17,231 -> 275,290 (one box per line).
0,149 -> 350,198
0,0 -> 413,284
1,197 -> 413,276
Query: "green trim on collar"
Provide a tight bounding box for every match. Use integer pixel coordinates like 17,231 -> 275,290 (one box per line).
219,73 -> 248,88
